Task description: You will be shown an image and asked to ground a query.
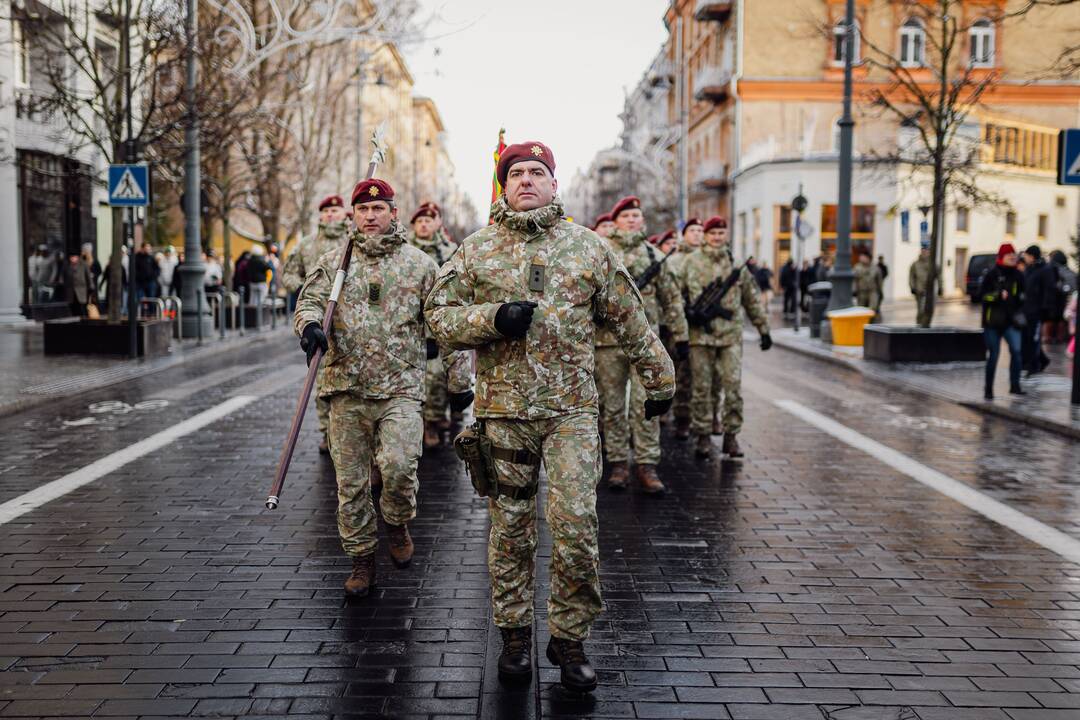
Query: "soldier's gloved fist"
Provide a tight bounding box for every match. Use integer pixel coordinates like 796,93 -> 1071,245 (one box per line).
686,308 -> 705,327
300,323 -> 329,366
759,333 -> 773,351
449,390 -> 474,413
494,301 -> 539,339
676,341 -> 690,361
426,338 -> 439,360
644,397 -> 673,420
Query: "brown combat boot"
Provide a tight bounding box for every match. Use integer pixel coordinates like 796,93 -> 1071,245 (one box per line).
711,416 -> 723,436
722,433 -> 744,458
319,435 -> 330,454
343,554 -> 376,598
636,464 -> 666,495
675,417 -> 691,441
386,523 -> 414,568
695,434 -> 712,459
423,421 -> 442,449
607,461 -> 629,491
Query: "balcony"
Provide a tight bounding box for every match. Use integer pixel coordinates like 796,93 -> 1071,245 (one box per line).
695,160 -> 729,191
647,59 -> 675,88
693,66 -> 732,103
694,0 -> 733,23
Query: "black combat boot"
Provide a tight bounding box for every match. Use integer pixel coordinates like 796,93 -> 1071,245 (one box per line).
722,433 -> 744,458
497,626 -> 532,683
695,434 -> 711,458
546,636 -> 597,692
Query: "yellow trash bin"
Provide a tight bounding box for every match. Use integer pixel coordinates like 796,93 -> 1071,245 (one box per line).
826,306 -> 876,347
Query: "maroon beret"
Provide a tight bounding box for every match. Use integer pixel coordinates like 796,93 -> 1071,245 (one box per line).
659,229 -> 676,243
646,234 -> 660,245
703,216 -> 729,232
682,217 -> 702,230
351,179 -> 395,206
496,141 -> 556,187
410,205 -> 438,224
420,201 -> 442,216
592,212 -> 613,230
318,194 -> 345,211
611,196 -> 642,219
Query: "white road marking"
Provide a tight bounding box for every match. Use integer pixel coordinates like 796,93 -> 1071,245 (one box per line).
775,399 -> 1080,566
0,396 -> 256,525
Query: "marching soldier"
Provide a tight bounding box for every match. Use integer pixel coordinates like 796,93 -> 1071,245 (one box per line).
281,194 -> 348,453
408,202 -> 473,448
294,178 -> 473,599
426,141 -> 674,692
594,195 -> 687,494
676,216 -> 771,459
670,218 -> 704,440
592,212 -> 614,239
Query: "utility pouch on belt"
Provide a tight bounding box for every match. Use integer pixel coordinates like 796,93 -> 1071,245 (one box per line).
454,422 -> 541,501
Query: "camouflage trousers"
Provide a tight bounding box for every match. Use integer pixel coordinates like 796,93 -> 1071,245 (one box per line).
486,411 -> 602,642
915,292 -> 931,327
328,394 -> 423,557
594,347 -> 660,465
316,366 -> 330,435
689,343 -> 743,436
673,353 -> 692,422
424,357 -> 450,423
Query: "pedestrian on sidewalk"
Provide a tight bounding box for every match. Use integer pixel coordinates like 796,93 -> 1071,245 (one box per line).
158,246 -> 178,297
1065,289 -> 1077,359
780,259 -> 797,317
1040,250 -> 1076,344
799,259 -> 812,312
755,261 -> 774,307
245,245 -> 270,322
62,253 -> 94,317
909,243 -> 937,327
979,243 -> 1025,400
134,242 -> 159,302
877,255 -> 889,282
427,141 -> 674,693
1021,244 -> 1050,376
854,252 -> 883,320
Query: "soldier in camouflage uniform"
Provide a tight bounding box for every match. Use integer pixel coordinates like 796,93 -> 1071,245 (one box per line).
295,178 -> 473,599
407,202 -> 473,448
676,216 -> 771,459
909,243 -> 938,327
594,195 -> 687,495
426,142 -> 674,693
853,252 -> 883,319
281,194 -> 348,453
669,218 -> 704,440
592,212 -> 614,239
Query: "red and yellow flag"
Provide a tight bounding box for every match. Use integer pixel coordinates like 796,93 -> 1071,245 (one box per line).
489,128 -> 507,223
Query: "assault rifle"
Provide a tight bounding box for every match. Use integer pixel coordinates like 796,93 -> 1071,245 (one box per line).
686,261 -> 748,332
634,248 -> 676,291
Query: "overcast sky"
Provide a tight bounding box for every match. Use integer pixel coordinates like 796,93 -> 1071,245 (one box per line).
404,0 -> 670,218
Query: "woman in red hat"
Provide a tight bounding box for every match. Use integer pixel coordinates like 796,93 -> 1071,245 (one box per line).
978,243 -> 1026,400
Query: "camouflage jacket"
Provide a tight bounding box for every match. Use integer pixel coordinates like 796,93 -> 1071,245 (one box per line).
294,221 -> 440,400
595,229 -> 687,347
425,197 -> 675,420
908,256 -> 938,295
853,262 -> 883,298
408,228 -> 458,268
281,223 -> 347,293
667,245 -> 699,278
676,243 -> 770,347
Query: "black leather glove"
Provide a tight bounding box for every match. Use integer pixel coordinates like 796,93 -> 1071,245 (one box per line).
300,323 -> 329,366
494,301 -> 538,339
760,333 -> 773,351
644,397 -> 673,420
448,390 -> 474,413
426,338 -> 439,360
686,308 -> 705,327
676,341 -> 690,361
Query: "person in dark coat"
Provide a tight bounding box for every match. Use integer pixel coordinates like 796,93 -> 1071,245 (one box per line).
799,260 -> 813,312
979,243 -> 1026,400
133,242 -> 160,301
62,254 -> 95,317
780,259 -> 797,316
1020,245 -> 1050,375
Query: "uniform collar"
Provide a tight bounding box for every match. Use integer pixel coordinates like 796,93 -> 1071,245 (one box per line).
608,228 -> 647,251
491,196 -> 564,237
352,220 -> 407,257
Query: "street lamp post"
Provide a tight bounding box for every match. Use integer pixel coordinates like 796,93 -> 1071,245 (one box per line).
826,0 -> 857,325
179,0 -> 210,338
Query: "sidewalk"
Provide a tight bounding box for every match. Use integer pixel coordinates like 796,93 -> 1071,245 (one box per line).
0,321 -> 292,418
769,325 -> 1080,439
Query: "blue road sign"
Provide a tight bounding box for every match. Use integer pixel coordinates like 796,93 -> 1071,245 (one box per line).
1059,129 -> 1080,186
108,164 -> 150,206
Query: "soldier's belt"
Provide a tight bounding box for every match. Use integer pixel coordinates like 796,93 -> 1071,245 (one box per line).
454,422 -> 541,500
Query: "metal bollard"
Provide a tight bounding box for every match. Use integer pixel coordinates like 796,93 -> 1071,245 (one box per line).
239,286 -> 246,336
139,298 -> 165,320
219,289 -> 226,340
164,296 -> 183,340
270,297 -> 277,329
196,289 -> 204,346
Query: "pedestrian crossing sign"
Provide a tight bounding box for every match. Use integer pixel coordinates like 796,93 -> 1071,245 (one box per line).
1059,129 -> 1080,186
108,163 -> 150,206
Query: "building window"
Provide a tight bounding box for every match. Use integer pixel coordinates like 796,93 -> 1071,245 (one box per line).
1005,211 -> 1016,237
899,18 -> 925,67
1038,213 -> 1048,239
832,19 -> 860,66
821,204 -> 876,258
970,19 -> 995,68
956,207 -> 969,233
14,20 -> 29,87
